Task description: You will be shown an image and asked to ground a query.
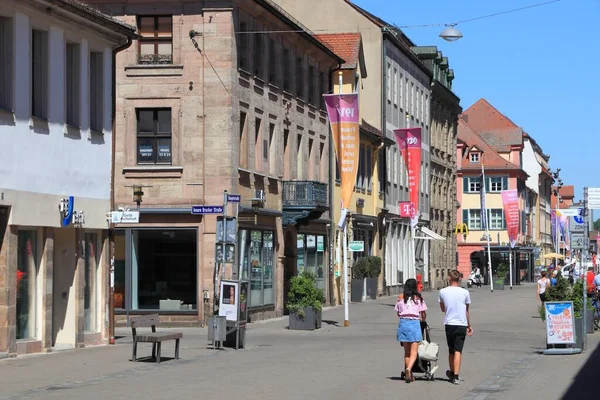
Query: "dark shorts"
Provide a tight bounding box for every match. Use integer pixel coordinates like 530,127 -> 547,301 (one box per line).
445,325 -> 467,354
540,292 -> 547,302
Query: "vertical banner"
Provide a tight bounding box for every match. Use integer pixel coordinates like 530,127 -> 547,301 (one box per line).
480,172 -> 488,231
551,209 -> 558,249
394,128 -> 422,227
323,93 -> 360,210
501,189 -> 520,248
559,213 -> 569,250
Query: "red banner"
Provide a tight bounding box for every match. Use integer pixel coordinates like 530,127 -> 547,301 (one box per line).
501,189 -> 520,248
394,128 -> 422,226
323,93 -> 360,210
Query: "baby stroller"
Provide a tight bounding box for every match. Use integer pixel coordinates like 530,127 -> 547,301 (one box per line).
401,322 -> 439,381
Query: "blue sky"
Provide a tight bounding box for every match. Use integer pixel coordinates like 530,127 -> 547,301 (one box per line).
353,0 -> 599,202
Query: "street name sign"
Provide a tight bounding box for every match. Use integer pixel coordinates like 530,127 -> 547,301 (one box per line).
227,194 -> 241,203
111,211 -> 139,223
191,205 -> 224,215
587,188 -> 600,209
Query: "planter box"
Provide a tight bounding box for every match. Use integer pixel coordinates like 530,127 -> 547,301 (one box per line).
494,281 -> 505,290
289,307 -> 321,331
351,279 -> 363,302
366,277 -> 378,300
586,309 -> 595,334
575,317 -> 583,349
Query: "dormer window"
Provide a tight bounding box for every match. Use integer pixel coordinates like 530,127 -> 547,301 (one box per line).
470,152 -> 480,163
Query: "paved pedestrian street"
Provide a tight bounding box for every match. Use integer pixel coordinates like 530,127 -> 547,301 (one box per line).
1,284 -> 597,400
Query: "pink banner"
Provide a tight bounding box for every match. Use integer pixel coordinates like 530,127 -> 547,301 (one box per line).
394,128 -> 422,227
501,189 -> 519,248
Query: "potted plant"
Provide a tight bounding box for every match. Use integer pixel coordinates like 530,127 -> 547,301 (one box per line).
286,271 -> 325,330
366,256 -> 381,300
569,280 -> 594,336
495,263 -> 508,290
351,257 -> 370,302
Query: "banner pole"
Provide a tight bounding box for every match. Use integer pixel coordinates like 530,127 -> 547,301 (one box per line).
482,164 -> 494,292
509,248 -> 513,290
406,114 -> 416,280
338,71 -> 350,328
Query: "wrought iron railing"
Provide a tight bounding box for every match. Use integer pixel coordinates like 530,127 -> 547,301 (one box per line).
137,53 -> 173,65
283,181 -> 328,208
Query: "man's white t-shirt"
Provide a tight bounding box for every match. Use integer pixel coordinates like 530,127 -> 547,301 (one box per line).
439,286 -> 471,326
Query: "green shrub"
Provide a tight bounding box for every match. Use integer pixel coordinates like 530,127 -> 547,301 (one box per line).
352,257 -> 370,279
286,271 -> 325,317
366,256 -> 382,278
497,263 -> 508,278
538,272 -> 592,320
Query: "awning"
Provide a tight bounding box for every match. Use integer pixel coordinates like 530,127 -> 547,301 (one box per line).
417,226 -> 445,241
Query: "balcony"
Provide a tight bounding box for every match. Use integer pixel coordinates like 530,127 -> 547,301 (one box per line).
282,181 -> 328,226
137,53 -> 173,65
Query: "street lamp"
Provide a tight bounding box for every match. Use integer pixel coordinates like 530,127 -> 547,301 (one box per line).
439,25 -> 463,42
133,185 -> 144,208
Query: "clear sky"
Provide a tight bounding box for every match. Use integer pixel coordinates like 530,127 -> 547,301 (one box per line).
353,0 -> 599,203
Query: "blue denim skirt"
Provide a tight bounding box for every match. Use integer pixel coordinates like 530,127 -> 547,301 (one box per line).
397,318 -> 423,343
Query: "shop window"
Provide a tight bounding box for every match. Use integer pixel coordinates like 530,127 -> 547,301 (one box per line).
131,230 -> 197,310
89,51 -> 104,133
113,230 -> 126,309
137,16 -> 173,65
239,230 -> 274,307
137,108 -> 172,165
32,29 -> 48,120
296,234 -> 326,291
84,233 -> 99,332
352,228 -> 373,261
17,230 -> 38,340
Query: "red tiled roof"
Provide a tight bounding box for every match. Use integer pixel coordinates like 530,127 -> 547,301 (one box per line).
457,119 -> 520,171
460,98 -> 519,132
553,185 -> 575,198
315,33 -> 362,70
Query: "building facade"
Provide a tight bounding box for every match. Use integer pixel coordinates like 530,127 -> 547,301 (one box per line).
275,0 -> 437,297
412,46 -> 461,289
0,0 -> 134,357
86,0 -> 342,324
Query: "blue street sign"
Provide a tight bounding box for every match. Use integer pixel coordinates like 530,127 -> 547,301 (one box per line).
574,210 -> 584,224
191,205 -> 224,215
227,194 -> 241,203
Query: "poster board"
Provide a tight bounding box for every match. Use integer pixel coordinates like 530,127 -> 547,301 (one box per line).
238,281 -> 249,323
219,280 -> 239,321
545,301 -> 576,345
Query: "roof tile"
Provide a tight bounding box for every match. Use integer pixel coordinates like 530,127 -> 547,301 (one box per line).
315,33 -> 362,69
457,119 -> 520,171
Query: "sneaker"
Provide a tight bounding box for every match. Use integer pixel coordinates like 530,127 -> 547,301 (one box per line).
446,370 -> 454,380
451,377 -> 462,385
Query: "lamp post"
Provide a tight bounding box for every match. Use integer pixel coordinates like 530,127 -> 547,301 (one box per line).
439,25 -> 463,42
551,169 -> 563,268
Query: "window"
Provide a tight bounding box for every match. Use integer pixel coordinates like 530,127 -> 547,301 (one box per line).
470,152 -> 479,163
239,230 -> 275,307
296,234 -> 326,290
17,230 -> 38,340
378,150 -> 386,193
283,48 -> 290,91
138,16 -> 173,64
466,209 -> 482,230
268,38 -> 277,83
254,27 -> 262,77
268,123 -> 275,175
296,56 -> 304,98
366,145 -> 372,190
90,52 -> 103,133
308,65 -> 315,105
490,177 -> 503,192
130,229 -> 197,310
410,82 -> 415,114
308,137 -> 315,179
386,62 -> 391,102
66,43 -> 80,126
356,144 -> 365,189
489,209 -> 505,230
254,118 -> 262,171
0,16 -> 13,111
136,109 -> 172,164
239,111 -> 248,168
318,71 -> 325,109
32,29 -> 48,119
297,133 -> 303,179
464,177 -> 481,193
238,21 -> 248,70
393,67 -> 398,105
352,229 -> 373,261
84,233 -> 99,332
283,128 -> 290,179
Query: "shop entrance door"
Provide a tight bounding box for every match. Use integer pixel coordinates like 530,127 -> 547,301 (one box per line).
52,228 -> 77,349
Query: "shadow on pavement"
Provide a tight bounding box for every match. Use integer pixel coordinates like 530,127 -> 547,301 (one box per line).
322,319 -> 339,327
561,340 -> 600,398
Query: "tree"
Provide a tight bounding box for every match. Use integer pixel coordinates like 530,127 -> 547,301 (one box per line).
594,218 -> 600,231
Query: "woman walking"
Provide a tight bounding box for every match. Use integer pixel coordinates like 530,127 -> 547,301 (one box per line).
537,270 -> 549,303
395,278 -> 427,383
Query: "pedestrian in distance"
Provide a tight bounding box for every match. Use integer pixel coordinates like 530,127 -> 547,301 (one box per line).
439,270 -> 473,385
537,270 -> 549,304
395,278 -> 427,383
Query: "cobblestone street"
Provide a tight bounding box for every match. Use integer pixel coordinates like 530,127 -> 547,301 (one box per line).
1,284 -> 597,400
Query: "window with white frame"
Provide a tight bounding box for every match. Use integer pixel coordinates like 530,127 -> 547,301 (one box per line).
404,77 -> 409,111
32,29 -> 48,119
66,43 -> 80,127
489,177 -> 504,192
466,176 -> 481,193
470,152 -> 479,163
399,73 -> 403,108
489,209 -> 504,230
0,16 -> 13,111
89,51 -> 103,133
467,209 -> 482,230
393,67 -> 398,105
386,62 -> 391,102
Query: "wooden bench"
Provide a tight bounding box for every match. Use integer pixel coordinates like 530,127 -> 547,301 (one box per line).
130,314 -> 183,363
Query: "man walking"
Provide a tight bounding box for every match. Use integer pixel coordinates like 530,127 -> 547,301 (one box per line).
439,270 -> 473,385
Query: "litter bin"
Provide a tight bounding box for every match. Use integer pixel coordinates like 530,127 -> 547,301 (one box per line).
208,316 -> 227,345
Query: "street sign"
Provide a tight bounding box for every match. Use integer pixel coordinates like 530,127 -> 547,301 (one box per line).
587,188 -> 600,209
227,194 -> 241,203
238,216 -> 255,222
215,243 -> 236,263
216,217 -> 238,243
569,216 -> 584,233
559,209 -> 580,217
191,205 -> 224,215
571,233 -> 585,249
111,211 -> 139,223
348,241 -> 364,252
